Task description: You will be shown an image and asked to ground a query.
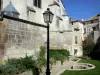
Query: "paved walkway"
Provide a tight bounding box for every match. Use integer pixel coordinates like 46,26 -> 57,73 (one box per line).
50,57 -> 81,75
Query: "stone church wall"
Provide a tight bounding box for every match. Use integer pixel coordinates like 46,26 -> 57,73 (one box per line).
50,31 -> 73,49
0,21 -> 6,63
0,19 -> 46,60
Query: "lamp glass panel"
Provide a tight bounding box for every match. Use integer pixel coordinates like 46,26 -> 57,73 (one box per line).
50,13 -> 54,23
43,13 -> 49,23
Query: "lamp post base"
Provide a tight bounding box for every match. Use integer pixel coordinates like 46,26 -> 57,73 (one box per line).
46,69 -> 51,75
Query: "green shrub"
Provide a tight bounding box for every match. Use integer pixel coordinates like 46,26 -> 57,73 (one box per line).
4,46 -> 46,75
50,49 -> 70,64
6,58 -> 26,73
20,55 -> 36,70
5,55 -> 36,75
36,46 -> 46,73
0,64 -> 19,75
7,58 -> 21,65
50,49 -> 70,57
82,39 -> 95,56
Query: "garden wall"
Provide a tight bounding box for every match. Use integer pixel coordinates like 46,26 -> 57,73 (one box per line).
0,19 -> 47,61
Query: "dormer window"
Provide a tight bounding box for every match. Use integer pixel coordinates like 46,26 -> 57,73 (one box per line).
34,0 -> 41,8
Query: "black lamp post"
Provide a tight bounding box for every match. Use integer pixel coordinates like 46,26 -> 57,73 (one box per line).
43,8 -> 54,75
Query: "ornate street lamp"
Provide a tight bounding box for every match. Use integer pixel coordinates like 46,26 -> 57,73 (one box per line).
43,8 -> 54,24
43,8 -> 54,75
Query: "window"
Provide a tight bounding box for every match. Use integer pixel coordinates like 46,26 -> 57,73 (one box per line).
0,34 -> 1,41
92,25 -> 99,31
93,19 -> 98,23
87,20 -> 93,24
56,17 -> 59,28
84,28 -> 86,34
91,20 -> 93,23
34,0 -> 41,8
75,36 -> 77,44
92,27 -> 96,31
74,49 -> 78,55
97,24 -> 99,30
89,28 -> 91,33
72,22 -> 73,25
28,11 -> 35,22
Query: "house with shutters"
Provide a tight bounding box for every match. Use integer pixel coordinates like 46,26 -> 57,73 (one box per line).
69,13 -> 100,57
70,18 -> 84,57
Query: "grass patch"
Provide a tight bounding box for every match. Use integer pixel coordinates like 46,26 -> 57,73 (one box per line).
61,59 -> 100,75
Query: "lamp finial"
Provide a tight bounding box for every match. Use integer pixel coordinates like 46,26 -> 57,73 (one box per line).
47,8 -> 50,11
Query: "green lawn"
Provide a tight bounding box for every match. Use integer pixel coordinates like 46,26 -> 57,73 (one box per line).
61,59 -> 100,75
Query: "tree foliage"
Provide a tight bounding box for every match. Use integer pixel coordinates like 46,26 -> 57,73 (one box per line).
82,39 -> 95,56
36,46 -> 46,73
90,37 -> 100,60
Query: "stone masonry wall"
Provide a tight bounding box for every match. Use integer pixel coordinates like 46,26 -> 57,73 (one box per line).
1,19 -> 46,60
0,21 -> 6,63
50,31 -> 73,49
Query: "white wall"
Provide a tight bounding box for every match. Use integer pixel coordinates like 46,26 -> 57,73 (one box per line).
3,0 -> 28,20
2,0 -> 73,59
71,22 -> 84,57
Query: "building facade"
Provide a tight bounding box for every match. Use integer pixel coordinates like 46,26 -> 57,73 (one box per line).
83,14 -> 100,44
69,14 -> 100,57
0,0 -> 74,61
70,19 -> 84,57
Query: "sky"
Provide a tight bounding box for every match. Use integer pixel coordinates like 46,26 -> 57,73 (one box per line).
62,0 -> 100,20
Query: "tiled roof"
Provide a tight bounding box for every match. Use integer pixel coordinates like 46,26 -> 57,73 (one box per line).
87,16 -> 98,20
2,2 -> 19,15
70,18 -> 85,24
70,18 -> 77,22
70,13 -> 100,23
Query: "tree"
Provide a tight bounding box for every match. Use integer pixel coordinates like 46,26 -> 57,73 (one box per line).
82,39 -> 95,56
90,37 -> 100,60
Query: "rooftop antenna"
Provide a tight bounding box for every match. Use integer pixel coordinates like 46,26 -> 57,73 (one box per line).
81,16 -> 84,21
82,19 -> 84,21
